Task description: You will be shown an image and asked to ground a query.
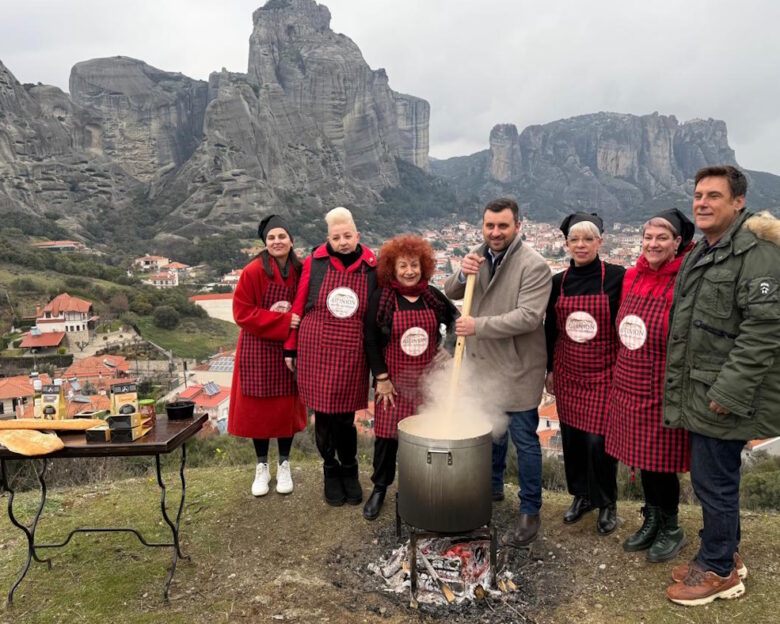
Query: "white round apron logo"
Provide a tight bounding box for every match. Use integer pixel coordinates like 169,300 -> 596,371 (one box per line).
400,327 -> 429,357
618,314 -> 647,350
326,287 -> 359,318
565,311 -> 598,343
269,300 -> 291,313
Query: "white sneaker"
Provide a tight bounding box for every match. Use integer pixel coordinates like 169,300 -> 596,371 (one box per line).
276,460 -> 294,494
252,462 -> 270,497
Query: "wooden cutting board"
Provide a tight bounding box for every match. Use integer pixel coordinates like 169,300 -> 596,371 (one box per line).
0,430 -> 65,456
0,418 -> 105,431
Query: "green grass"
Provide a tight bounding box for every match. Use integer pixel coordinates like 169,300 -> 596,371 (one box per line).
135,316 -> 238,361
0,458 -> 777,624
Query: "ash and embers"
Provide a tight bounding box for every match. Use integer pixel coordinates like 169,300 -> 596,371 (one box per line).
369,536 -> 518,606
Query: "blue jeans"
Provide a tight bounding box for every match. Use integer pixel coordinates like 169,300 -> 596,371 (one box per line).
492,408 -> 542,515
690,431 -> 745,577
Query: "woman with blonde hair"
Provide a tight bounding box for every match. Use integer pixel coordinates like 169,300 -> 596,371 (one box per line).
284,207 -> 377,507
544,212 -> 625,535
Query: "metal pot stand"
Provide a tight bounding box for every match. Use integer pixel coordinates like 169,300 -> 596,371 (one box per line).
395,493 -> 498,606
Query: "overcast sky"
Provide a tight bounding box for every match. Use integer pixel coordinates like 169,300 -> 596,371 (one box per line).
2,0 -> 779,173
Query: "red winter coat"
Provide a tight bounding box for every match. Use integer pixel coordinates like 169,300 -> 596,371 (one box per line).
228,256 -> 306,439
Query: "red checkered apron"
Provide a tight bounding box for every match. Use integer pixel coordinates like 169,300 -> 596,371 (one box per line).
373,297 -> 438,439
605,273 -> 689,472
553,263 -> 618,436
297,264 -> 371,412
238,281 -> 297,398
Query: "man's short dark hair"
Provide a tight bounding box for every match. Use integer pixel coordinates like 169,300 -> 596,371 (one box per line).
483,197 -> 520,221
694,165 -> 747,199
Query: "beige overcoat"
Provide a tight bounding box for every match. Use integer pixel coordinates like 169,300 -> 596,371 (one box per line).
445,235 -> 552,412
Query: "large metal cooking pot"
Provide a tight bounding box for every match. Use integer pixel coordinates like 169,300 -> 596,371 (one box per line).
397,414 -> 492,533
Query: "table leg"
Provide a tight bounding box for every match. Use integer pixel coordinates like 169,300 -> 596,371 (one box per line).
1,458 -> 52,605
155,443 -> 190,602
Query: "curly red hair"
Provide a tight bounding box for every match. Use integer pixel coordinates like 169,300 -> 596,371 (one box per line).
377,234 -> 436,286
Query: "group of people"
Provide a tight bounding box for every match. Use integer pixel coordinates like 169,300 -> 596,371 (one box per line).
227,165 -> 780,607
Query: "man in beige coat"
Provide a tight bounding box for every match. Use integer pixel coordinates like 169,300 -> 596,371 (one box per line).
445,198 -> 552,546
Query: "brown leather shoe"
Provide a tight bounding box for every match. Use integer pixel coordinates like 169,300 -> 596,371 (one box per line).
501,513 -> 540,548
666,563 -> 745,606
671,552 -> 747,583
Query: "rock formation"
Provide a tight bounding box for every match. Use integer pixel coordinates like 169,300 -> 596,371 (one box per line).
432,112 -> 779,223
0,0 -> 431,242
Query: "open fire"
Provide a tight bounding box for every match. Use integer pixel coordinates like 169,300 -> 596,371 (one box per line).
369,535 -> 519,607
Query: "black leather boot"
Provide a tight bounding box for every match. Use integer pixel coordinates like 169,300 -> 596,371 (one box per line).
323,464 -> 346,507
340,462 -> 363,505
563,495 -> 593,524
596,504 -> 617,536
362,488 -> 386,520
623,505 -> 660,552
647,511 -> 686,563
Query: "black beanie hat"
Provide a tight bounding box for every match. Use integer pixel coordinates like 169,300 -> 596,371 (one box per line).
258,214 -> 293,243
651,209 -> 695,254
559,212 -> 604,237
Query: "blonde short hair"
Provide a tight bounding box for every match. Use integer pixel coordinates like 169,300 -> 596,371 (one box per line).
567,221 -> 602,239
325,207 -> 356,229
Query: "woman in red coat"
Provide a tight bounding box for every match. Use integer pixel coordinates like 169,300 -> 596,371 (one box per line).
284,207 -> 377,507
228,215 -> 307,497
606,208 -> 695,563
362,235 -> 457,520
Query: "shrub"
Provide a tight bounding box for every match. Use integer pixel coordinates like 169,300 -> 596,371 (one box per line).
153,305 -> 180,330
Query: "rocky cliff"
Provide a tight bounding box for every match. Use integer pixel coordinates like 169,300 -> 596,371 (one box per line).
0,0 -> 431,243
432,112 -> 780,222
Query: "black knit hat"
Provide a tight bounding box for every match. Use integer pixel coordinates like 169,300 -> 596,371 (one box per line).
651,209 -> 695,254
258,214 -> 293,243
559,212 -> 604,237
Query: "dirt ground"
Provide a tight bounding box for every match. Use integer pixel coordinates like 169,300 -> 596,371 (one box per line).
1,460 -> 778,623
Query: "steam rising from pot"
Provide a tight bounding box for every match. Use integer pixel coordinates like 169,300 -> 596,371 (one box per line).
415,357 -> 510,441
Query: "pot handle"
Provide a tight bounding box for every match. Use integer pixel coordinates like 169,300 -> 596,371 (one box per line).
426,449 -> 453,465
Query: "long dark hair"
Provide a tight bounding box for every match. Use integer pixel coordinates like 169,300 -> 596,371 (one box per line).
258,248 -> 302,280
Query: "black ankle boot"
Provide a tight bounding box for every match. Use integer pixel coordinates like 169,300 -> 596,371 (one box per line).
323,464 -> 346,506
596,504 -> 617,536
647,510 -> 686,563
340,463 -> 363,505
623,505 -> 660,552
362,488 -> 386,520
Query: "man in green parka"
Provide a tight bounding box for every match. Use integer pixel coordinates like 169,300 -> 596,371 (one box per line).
663,165 -> 780,606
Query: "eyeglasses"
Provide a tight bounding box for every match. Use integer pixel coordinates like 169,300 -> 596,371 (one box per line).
566,236 -> 599,244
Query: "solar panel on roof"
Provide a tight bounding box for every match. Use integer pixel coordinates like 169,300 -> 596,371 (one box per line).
203,381 -> 220,396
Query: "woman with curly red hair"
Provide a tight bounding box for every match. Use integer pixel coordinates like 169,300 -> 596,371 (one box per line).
362,234 -> 457,520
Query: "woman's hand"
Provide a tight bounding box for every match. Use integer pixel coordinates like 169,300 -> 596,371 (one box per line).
284,357 -> 296,373
290,313 -> 301,329
376,378 -> 396,409
545,371 -> 554,395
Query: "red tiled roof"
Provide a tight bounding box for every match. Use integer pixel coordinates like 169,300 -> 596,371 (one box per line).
19,331 -> 66,348
539,402 -> 559,419
31,240 -> 82,247
189,293 -> 234,301
166,262 -> 190,269
42,293 -> 92,315
0,374 -> 52,400
65,355 -> 131,379
178,384 -> 230,409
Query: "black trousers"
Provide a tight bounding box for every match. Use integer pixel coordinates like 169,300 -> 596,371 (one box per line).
560,422 -> 617,509
371,437 -> 399,491
252,437 -> 293,461
314,411 -> 357,468
641,469 -> 680,516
